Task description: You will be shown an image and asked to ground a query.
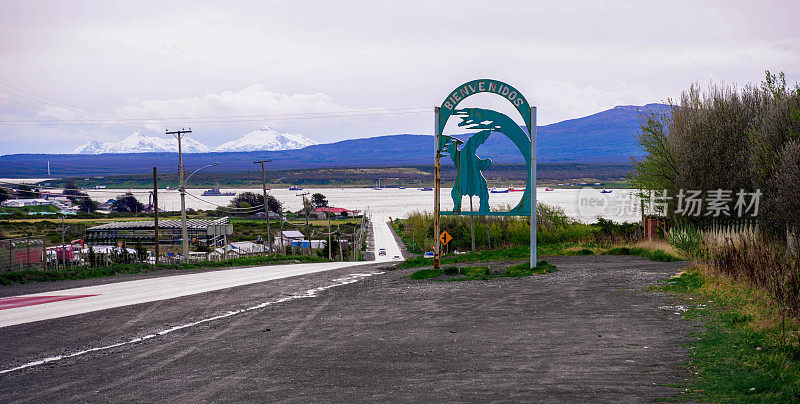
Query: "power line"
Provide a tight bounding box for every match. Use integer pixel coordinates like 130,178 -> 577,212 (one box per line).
0,109 -> 429,126
0,82 -> 121,121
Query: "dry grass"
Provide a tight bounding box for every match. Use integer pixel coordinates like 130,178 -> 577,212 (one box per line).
693,263 -> 800,354
634,239 -> 681,258
705,234 -> 800,317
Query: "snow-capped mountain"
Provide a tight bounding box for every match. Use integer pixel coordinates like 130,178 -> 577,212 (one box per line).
213,126 -> 316,152
73,140 -> 114,154
73,130 -> 212,154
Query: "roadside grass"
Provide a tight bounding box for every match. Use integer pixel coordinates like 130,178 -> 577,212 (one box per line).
653,266 -> 800,402
398,244 -> 683,270
602,246 -> 682,262
0,255 -> 330,286
408,260 -> 557,282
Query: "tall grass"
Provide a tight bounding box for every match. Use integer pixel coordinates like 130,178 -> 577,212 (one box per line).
396,203 -> 599,253
706,234 -> 800,315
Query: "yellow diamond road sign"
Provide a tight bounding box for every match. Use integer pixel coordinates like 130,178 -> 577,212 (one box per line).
440,231 -> 452,246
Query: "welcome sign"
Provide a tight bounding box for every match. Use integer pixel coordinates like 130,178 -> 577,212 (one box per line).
432,79 -> 538,268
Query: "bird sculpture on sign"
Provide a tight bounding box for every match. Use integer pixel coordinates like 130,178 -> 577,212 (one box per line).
440,108 -> 532,214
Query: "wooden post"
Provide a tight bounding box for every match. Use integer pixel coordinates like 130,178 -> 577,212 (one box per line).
153,167 -> 159,264
470,197 -> 475,251
530,106 -> 537,268
434,107 -> 441,270
254,159 -> 273,254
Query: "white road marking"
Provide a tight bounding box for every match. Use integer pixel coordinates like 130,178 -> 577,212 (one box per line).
0,271 -> 384,375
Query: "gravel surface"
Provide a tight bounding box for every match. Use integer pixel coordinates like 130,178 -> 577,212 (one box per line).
0,255 -> 693,402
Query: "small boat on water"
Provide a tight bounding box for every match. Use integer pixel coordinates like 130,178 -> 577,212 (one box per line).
202,184 -> 235,196
419,187 -> 433,191
398,187 -> 406,189
600,189 -> 612,194
288,186 -> 303,191
490,188 -> 509,193
545,188 -> 554,191
509,187 -> 524,192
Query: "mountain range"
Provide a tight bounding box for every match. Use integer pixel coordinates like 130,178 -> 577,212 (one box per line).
73,126 -> 316,154
0,103 -> 669,178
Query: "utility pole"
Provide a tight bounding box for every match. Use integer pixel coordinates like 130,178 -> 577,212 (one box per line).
470,196 -> 475,251
433,107 -> 441,270
153,167 -> 159,264
167,128 -> 192,262
280,212 -> 285,254
297,192 -> 311,254
254,159 -> 273,254
337,219 -> 344,261
327,208 -> 332,260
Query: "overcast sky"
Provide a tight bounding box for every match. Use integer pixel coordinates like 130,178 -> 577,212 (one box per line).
0,0 -> 798,154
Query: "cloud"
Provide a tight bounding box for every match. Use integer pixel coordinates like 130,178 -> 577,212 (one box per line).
111,85 -> 348,132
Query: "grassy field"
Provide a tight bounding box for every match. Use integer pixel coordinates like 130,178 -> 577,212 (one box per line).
654,266 -> 800,402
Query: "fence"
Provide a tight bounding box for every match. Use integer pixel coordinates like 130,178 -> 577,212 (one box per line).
1,237 -> 46,272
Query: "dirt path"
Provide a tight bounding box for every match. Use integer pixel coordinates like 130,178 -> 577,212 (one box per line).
0,256 -> 692,402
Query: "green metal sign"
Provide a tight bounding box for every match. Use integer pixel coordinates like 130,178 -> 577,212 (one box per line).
433,79 -> 537,269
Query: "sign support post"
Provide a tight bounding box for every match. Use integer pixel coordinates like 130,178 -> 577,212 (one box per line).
530,106 -> 537,268
433,107 -> 441,270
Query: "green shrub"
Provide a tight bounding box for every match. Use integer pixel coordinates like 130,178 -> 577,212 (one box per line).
506,260 -> 558,276
460,266 -> 488,276
409,268 -> 441,280
667,226 -> 705,259
576,248 -> 595,255
442,266 -> 459,276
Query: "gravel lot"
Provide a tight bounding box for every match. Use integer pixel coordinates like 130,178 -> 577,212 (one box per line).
0,255 -> 693,402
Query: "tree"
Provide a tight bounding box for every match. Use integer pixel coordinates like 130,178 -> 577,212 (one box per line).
78,198 -> 100,213
0,187 -> 9,203
311,193 -> 328,208
629,70 -> 800,232
111,192 -> 144,213
63,180 -> 91,204
17,185 -> 40,199
229,192 -> 282,213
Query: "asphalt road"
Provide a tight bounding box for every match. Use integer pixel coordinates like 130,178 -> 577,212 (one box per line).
0,216 -> 403,328
0,255 -> 694,402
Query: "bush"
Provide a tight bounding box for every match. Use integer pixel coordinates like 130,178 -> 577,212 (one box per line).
667,226 -> 705,259
460,266 -> 488,277
409,268 -> 441,280
576,248 -> 595,255
442,266 -> 459,276
506,260 -> 558,276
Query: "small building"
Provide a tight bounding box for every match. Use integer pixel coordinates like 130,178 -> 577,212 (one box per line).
85,217 -> 233,247
273,230 -> 324,250
1,198 -> 52,208
274,230 -> 305,248
208,241 -> 267,260
312,207 -> 359,219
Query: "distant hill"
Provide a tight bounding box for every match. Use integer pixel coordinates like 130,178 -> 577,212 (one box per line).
0,103 -> 669,178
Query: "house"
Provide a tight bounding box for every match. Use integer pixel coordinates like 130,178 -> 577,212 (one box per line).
208,241 -> 267,260
274,230 -> 305,248
273,230 -> 324,250
1,198 -> 52,208
85,217 -> 233,247
312,207 -> 359,219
